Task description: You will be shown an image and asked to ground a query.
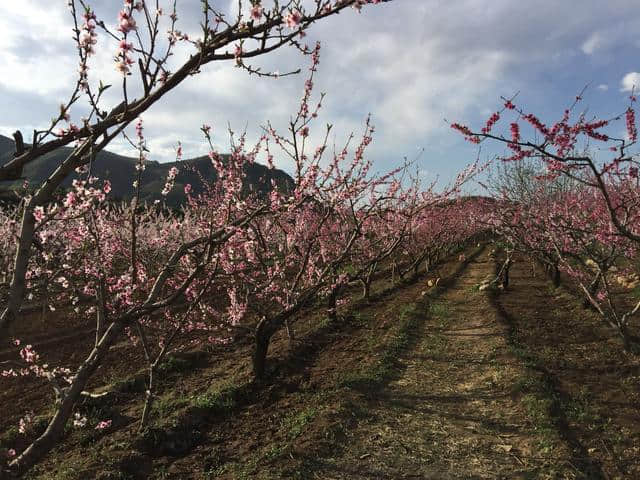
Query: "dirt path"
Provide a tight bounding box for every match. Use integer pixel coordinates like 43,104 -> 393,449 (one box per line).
17,247 -> 639,479
315,249 -> 572,479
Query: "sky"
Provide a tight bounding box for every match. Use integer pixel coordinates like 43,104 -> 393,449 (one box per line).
1,0 -> 639,191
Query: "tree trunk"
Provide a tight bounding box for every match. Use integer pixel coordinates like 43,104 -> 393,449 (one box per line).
583,271 -> 602,309
552,263 -> 561,287
1,141 -> 95,342
529,259 -> 536,277
253,317 -> 273,379
412,260 -> 420,279
398,267 -> 405,281
619,323 -> 632,352
95,279 -> 107,346
139,364 -> 156,432
362,263 -> 376,301
361,279 -> 371,302
284,319 -> 295,344
327,288 -> 338,323
9,321 -> 124,475
502,258 -> 512,289
0,206 -> 36,339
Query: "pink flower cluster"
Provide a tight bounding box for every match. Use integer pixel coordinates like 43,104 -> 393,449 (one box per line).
626,107 -> 637,143
250,3 -> 264,22
95,420 -> 112,430
481,112 -> 500,134
73,413 -> 87,428
117,9 -> 137,34
285,10 -> 302,29
18,412 -> 34,435
352,0 -> 383,12
2,341 -> 73,387
161,166 -> 179,196
79,9 -> 97,57
234,44 -> 244,66
116,40 -> 135,75
450,123 -> 480,144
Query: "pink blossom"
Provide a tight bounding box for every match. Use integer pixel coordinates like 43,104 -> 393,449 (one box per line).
73,413 -> 87,428
115,60 -> 130,75
226,289 -> 247,325
481,112 -> 500,134
117,10 -> 137,34
7,449 -> 16,458
18,413 -> 34,434
63,192 -> 77,208
234,44 -> 243,65
284,10 -> 302,29
250,4 -> 263,21
33,206 -> 45,222
79,31 -> 97,51
450,123 -> 473,136
161,167 -> 179,196
510,123 -> 520,143
522,113 -> 549,137
20,345 -> 39,364
95,420 -> 112,430
450,122 -> 480,143
60,104 -> 70,122
119,40 -> 133,52
626,107 -> 637,142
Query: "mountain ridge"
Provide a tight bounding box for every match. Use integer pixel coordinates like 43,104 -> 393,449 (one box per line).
0,134 -> 293,206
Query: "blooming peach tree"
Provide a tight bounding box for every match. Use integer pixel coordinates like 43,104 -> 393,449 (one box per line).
0,0 -> 395,475
455,91 -> 640,349
0,0 -> 393,340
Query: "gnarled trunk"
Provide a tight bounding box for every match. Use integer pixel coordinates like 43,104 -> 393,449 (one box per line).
139,364 -> 156,432
284,319 -> 295,344
327,287 -> 339,323
361,278 -> 371,302
502,258 -> 512,289
552,263 -> 561,287
253,317 -> 273,379
9,321 -> 124,475
583,271 -> 602,310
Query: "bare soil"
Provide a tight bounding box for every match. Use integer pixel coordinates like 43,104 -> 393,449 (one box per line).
2,245 -> 639,479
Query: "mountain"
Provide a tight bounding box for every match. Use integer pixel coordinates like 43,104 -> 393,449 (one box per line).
0,134 -> 13,156
0,134 -> 293,207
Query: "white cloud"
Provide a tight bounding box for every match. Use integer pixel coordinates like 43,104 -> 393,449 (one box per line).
2,0 -> 640,182
581,32 -> 602,54
0,2 -> 73,95
621,72 -> 640,92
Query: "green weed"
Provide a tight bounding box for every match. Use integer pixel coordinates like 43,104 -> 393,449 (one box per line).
283,407 -> 317,440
